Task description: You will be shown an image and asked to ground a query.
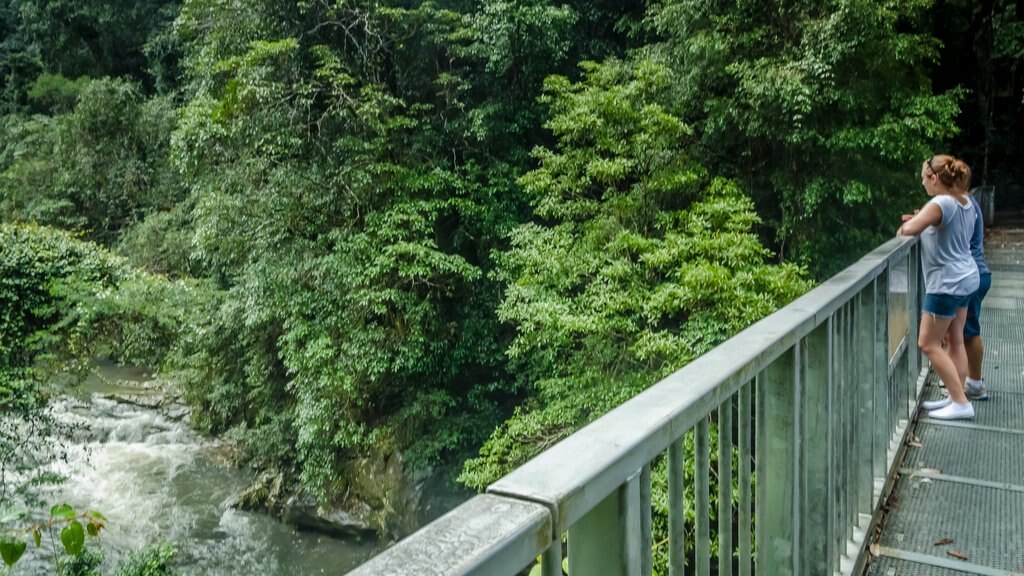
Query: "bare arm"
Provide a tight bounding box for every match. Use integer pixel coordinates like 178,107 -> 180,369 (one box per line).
898,202 -> 942,236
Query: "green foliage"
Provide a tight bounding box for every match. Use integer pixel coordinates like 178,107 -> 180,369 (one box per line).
459,1 -> 577,97
114,205 -> 199,278
164,0 -> 571,513
8,0 -> 180,84
931,0 -> 1024,207
0,79 -> 185,245
0,504 -> 106,575
0,222 -> 199,377
2,4 -> 657,528
113,544 -> 177,576
0,533 -> 27,569
650,0 -> 964,276
58,546 -> 104,576
993,3 -> 1024,64
1,507 -> 177,576
5,0 -> 1011,557
460,58 -> 811,489
26,74 -> 90,115
0,223 -> 123,378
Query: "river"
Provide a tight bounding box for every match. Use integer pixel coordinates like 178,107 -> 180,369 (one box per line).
17,364 -> 379,575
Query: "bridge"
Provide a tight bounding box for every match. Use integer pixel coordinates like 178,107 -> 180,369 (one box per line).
349,218 -> 1024,575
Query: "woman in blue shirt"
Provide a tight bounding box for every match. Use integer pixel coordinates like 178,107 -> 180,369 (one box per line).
962,190 -> 991,400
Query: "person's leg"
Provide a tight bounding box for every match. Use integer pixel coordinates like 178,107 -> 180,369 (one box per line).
964,272 -> 992,382
945,308 -> 969,384
964,335 -> 988,400
965,335 -> 984,380
919,312 -> 968,403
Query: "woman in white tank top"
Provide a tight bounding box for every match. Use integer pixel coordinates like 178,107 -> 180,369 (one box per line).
897,154 -> 979,420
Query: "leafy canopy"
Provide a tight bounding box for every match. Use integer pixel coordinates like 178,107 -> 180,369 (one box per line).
461,59 -> 811,489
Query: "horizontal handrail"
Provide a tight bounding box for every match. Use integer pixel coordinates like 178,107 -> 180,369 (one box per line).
488,237 -> 915,532
349,494 -> 551,574
349,235 -> 923,576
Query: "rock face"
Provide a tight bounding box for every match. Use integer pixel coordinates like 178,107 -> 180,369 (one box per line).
282,492 -> 377,540
235,451 -> 428,542
341,452 -> 427,539
237,470 -> 286,512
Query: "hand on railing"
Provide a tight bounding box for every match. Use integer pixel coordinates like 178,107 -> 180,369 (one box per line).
901,208 -> 925,233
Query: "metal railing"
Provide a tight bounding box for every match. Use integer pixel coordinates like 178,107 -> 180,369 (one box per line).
970,185 -> 995,227
349,236 -> 925,576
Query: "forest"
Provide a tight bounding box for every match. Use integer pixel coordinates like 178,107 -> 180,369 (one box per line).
1,0 -> 1022,571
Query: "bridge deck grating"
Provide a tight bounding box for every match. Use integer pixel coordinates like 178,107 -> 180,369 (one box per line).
864,228 -> 1024,576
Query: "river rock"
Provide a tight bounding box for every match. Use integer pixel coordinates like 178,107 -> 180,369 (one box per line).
341,451 -> 429,539
236,470 -> 286,512
233,451 -> 429,541
282,492 -> 377,540
98,377 -> 191,421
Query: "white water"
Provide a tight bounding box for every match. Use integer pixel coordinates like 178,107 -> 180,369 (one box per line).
14,368 -> 377,575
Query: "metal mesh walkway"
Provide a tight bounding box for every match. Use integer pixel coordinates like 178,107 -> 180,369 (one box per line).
865,228 -> 1024,576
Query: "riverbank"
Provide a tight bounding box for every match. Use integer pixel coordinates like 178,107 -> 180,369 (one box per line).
39,364 -> 379,575
40,362 -> 472,574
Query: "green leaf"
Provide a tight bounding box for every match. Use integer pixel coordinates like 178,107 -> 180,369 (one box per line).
86,522 -> 98,537
0,537 -> 27,568
33,530 -> 41,547
50,503 -> 75,520
87,510 -> 107,522
60,521 -> 85,556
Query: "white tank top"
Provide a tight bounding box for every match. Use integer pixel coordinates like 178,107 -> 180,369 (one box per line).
920,195 -> 980,296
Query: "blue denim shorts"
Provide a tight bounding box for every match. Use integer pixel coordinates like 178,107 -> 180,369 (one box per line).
923,292 -> 971,319
964,272 -> 992,338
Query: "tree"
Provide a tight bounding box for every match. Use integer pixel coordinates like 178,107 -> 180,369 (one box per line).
7,0 -> 181,92
0,78 -> 185,246
167,1 -> 525,526
461,58 -> 810,488
163,1 -> 650,516
932,0 -> 1023,207
649,0 -> 964,276
0,224 -> 123,508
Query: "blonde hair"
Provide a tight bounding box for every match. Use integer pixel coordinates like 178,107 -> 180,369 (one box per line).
927,154 -> 971,193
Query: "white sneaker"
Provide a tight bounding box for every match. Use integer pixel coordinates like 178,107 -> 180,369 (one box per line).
922,397 -> 952,410
928,401 -> 974,420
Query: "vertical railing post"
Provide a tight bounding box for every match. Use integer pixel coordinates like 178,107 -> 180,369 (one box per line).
543,538 -> 563,576
668,439 -> 687,576
856,290 -> 875,516
641,464 -> 653,576
873,274 -> 890,479
800,322 -> 833,575
755,344 -> 799,576
567,473 -> 641,576
696,418 -> 711,576
846,302 -> 858,539
831,308 -> 845,561
738,384 -> 753,576
839,305 -> 854,547
909,244 -> 923,405
718,399 -> 733,576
